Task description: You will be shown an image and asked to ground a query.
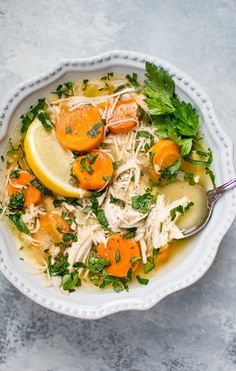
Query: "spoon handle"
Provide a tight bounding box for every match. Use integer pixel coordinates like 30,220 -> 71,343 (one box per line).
208,177 -> 236,204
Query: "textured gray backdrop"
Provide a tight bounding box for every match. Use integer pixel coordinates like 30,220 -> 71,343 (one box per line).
0,0 -> 236,370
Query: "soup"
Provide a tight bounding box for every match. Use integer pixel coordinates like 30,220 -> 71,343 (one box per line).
0,62 -> 215,294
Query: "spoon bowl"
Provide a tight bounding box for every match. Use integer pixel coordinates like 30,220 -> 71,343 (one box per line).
182,178 -> 236,238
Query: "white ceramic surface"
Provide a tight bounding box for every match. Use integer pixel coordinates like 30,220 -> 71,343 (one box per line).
0,50 -> 235,319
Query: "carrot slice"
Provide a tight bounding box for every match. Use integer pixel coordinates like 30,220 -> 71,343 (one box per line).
107,96 -> 138,134
55,104 -> 104,152
150,139 -> 180,170
72,150 -> 114,190
97,235 -> 141,277
8,172 -> 42,207
39,213 -> 71,243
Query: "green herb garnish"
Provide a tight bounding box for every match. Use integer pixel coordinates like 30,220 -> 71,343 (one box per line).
30,178 -> 53,196
86,153 -> 98,164
86,122 -> 103,138
131,192 -> 153,214
21,98 -> 45,133
130,256 -> 142,266
136,275 -> 149,285
8,192 -> 25,211
110,194 -> 125,209
37,111 -> 53,130
9,212 -> 29,234
115,249 -> 121,263
53,82 -> 74,98
123,227 -> 137,239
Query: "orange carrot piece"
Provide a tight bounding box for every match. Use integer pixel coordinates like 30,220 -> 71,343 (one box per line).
97,235 -> 141,277
8,172 -> 42,207
150,139 -> 180,170
72,150 -> 114,190
55,104 -> 104,152
39,213 -> 71,243
107,96 -> 138,134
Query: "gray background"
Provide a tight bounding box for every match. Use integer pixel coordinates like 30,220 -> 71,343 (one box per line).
0,0 -> 236,370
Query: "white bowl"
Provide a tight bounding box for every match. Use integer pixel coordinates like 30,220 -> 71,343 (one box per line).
0,50 -> 235,319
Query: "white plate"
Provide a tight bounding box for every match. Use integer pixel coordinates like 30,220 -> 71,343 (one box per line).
0,50 -> 235,319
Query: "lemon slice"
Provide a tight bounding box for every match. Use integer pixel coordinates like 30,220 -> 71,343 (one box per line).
24,118 -> 87,198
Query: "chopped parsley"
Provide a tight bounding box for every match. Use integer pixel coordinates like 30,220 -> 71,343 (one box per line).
110,194 -> 126,209
103,176 -> 111,182
158,159 -> 181,183
21,98 -> 45,133
136,275 -> 149,285
90,191 -> 109,228
131,192 -> 153,214
9,169 -> 20,178
8,212 -> 29,234
123,227 -> 137,239
80,157 -> 93,175
30,178 -> 53,196
112,160 -> 122,170
144,248 -> 160,274
61,272 -> 81,292
37,111 -> 53,130
48,254 -> 69,276
130,256 -> 142,266
65,126 -> 72,134
86,153 -> 98,164
170,201 -> 194,221
86,122 -> 103,138
115,249 -> 121,263
52,82 -> 74,98
8,192 -> 25,211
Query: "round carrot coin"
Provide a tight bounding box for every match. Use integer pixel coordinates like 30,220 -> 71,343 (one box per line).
8,171 -> 42,207
55,104 -> 104,152
97,235 -> 141,277
72,150 -> 114,190
39,213 -> 71,243
150,139 -> 180,170
107,96 -> 138,134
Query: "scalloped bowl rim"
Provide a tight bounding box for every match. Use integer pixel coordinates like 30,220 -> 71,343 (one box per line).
0,50 -> 235,319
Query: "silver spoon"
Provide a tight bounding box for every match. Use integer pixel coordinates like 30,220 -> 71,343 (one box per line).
182,178 -> 236,238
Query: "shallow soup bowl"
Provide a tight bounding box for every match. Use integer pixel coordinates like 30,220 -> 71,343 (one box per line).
0,50 -> 235,319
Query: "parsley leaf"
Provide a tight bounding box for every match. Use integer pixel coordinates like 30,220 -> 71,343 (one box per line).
30,178 -> 53,196
52,82 -> 74,98
37,111 -> 53,130
90,192 -> 109,228
61,272 -> 81,292
9,169 -> 20,178
172,97 -> 199,137
48,254 -> 69,276
205,166 -> 216,188
144,62 -> 175,115
73,262 -> 86,269
110,194 -> 126,208
21,98 -> 46,133
144,248 -> 160,274
131,192 -> 153,214
86,122 -> 103,138
9,212 -> 29,234
158,159 -> 181,183
170,201 -> 194,221
136,275 -> 149,285
88,256 -> 110,273
123,227 -> 137,239
130,256 -> 142,265
126,72 -> 139,86
86,153 -> 98,164
115,249 -> 121,263
8,192 -> 25,211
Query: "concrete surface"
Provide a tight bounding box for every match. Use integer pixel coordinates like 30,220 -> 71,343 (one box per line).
0,0 -> 236,370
